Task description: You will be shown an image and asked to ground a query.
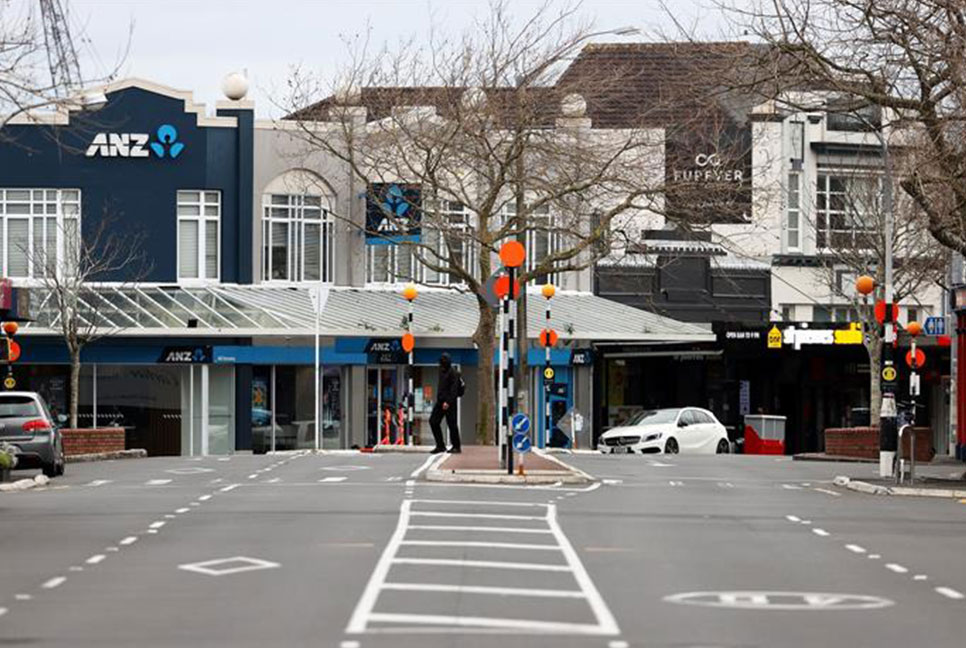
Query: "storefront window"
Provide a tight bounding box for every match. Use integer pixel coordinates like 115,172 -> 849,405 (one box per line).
255,366 -> 342,451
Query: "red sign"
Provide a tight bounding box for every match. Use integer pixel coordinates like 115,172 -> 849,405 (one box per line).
494,275 -> 521,300
539,328 -> 559,348
8,340 -> 20,363
905,348 -> 926,369
874,300 -> 899,325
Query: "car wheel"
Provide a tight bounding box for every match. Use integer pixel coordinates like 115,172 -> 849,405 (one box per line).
664,438 -> 679,454
716,439 -> 730,454
42,462 -> 58,478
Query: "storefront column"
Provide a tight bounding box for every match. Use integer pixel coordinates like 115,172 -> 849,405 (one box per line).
201,364 -> 209,456
349,365 -> 367,448
235,364 -> 253,451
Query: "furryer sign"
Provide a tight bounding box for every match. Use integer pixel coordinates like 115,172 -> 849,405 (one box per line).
86,124 -> 185,159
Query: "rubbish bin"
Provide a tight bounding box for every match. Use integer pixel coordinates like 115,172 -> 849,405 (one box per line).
851,407 -> 871,427
743,414 -> 787,455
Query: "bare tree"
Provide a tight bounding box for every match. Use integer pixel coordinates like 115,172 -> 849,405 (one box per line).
29,216 -> 151,429
807,165 -> 947,421
723,0 -> 966,258
283,2 -> 677,443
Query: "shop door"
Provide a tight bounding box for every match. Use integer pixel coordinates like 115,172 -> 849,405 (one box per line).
367,367 -> 401,446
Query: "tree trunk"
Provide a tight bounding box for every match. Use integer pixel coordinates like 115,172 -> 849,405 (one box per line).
866,334 -> 883,423
473,299 -> 498,444
69,346 -> 81,429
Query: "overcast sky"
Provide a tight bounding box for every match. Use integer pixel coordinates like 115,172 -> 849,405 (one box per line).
59,0 -> 728,118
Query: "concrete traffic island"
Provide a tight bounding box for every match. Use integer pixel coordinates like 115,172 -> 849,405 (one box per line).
835,474 -> 966,498
424,445 -> 594,484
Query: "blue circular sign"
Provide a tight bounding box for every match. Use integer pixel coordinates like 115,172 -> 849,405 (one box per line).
511,413 -> 530,433
512,433 -> 532,454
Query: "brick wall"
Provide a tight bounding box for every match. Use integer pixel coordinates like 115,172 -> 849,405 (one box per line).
61,428 -> 125,456
825,427 -> 932,463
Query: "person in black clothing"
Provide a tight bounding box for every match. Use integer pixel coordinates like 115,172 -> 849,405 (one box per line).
430,353 -> 461,454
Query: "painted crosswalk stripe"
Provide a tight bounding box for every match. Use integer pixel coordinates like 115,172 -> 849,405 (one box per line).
391,557 -> 570,572
406,524 -> 552,535
410,511 -> 545,521
379,583 -> 586,599
400,540 -> 559,551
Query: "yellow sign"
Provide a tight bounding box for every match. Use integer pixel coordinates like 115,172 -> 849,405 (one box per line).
882,366 -> 897,382
767,326 -> 782,349
543,367 -> 555,381
834,322 -> 864,345
3,376 -> 15,389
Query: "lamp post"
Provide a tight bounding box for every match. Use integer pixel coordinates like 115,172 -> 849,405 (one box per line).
402,283 -> 418,446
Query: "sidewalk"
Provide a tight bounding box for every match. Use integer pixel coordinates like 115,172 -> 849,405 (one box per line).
834,462 -> 966,498
425,445 -> 592,485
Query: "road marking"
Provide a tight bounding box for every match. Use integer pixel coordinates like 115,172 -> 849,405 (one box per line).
914,575 -> 928,581
885,563 -> 909,574
669,480 -> 684,487
412,498 -> 547,508
649,461 -> 674,467
718,482 -> 735,488
87,479 -> 112,487
165,514 -> 176,519
42,577 -> 66,589
106,547 -> 119,552
609,642 -> 629,648
210,478 -> 224,484
812,528 -> 830,537
324,465 -> 371,472
602,479 -> 623,485
69,566 -> 83,572
845,544 -> 866,554
786,515 -> 801,522
190,502 -> 200,506
120,536 -> 138,546
220,484 -> 240,492
320,476 -> 348,483
145,479 -> 172,486
198,494 -> 212,501
364,613 -> 615,635
935,586 -> 966,600
407,524 -> 552,535
248,473 -> 259,479
800,520 -> 812,525
178,556 -> 281,577
14,594 -> 31,601
379,582 -> 586,598
386,476 -> 403,482
410,454 -> 442,478
664,591 -> 893,610
217,457 -> 230,462
813,488 -> 841,497
175,508 -> 190,514
391,557 -> 570,572
340,642 -> 360,648
868,554 -> 881,560
409,511 -> 545,521
85,554 -> 106,565
166,467 -> 214,475
266,477 -> 281,483
149,521 -> 166,530
400,540 -> 559,551
782,484 -> 802,490
0,607 -> 6,617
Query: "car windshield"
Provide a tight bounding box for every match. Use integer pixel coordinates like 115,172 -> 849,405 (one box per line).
0,396 -> 41,419
626,408 -> 680,426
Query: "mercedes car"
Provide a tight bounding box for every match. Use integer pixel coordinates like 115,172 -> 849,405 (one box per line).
598,407 -> 730,455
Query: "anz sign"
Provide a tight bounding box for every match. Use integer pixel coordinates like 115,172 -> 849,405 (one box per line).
86,124 -> 185,159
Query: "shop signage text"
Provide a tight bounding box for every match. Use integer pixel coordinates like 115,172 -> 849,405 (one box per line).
570,348 -> 596,365
365,338 -> 407,364
780,323 -> 864,350
670,152 -> 745,184
86,124 -> 185,159
158,346 -> 212,364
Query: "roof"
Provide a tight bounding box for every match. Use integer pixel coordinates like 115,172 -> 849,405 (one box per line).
18,284 -> 712,343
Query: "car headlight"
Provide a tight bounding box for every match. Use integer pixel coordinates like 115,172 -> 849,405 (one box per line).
643,432 -> 662,442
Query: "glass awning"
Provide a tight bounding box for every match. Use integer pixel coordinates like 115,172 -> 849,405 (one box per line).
20,284 -> 319,334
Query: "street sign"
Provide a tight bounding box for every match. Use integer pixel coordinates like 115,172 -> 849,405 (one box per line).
3,376 -> 15,390
512,432 -> 532,454
882,365 -> 897,382
511,413 -> 530,434
924,316 -> 946,336
905,348 -> 926,369
543,367 -> 555,381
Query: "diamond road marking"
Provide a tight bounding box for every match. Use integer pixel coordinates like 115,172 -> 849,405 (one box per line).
165,467 -> 215,475
178,556 -> 281,577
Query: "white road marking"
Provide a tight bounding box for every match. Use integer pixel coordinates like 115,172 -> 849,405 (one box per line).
87,479 -> 112,487
0,607 -> 6,617
391,557 -> 570,572
149,521 -> 166,530
409,511 -> 545,521
935,586 -> 966,600
669,480 -> 684,487
266,477 -> 281,483
42,577 -> 66,589
248,473 -> 259,479
145,479 -> 171,486
175,508 -> 190,514
399,540 -> 559,551
800,520 -> 812,525
323,465 -> 371,472
106,547 -> 119,552
320,476 -> 348,483
364,613 -> 614,635
85,554 -> 106,565
813,488 -> 841,497
190,502 -> 200,506
68,566 -> 83,572
380,582 -> 586,599
165,514 -> 176,519
198,494 -> 212,501
812,529 -> 830,537
147,529 -> 159,534
649,461 -> 674,467
914,575 -> 928,581
166,467 -> 215,475
217,457 -> 230,462
782,484 -> 802,490
407,524 -> 551,535
885,563 -> 909,574
120,536 -> 138,546
385,476 -> 403,482
340,642 -> 360,648
609,641 -> 630,648
718,482 -> 735,488
178,556 -> 281,577
868,554 -> 881,560
845,544 -> 866,554
602,479 -> 623,485
410,454 -> 442,478
220,484 -> 240,492
411,498 -> 546,508
785,515 -> 801,522
210,478 -> 224,484
14,594 -> 31,601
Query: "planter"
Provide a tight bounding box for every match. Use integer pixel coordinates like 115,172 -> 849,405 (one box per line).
0,467 -> 9,483
824,426 -> 933,463
61,428 -> 125,457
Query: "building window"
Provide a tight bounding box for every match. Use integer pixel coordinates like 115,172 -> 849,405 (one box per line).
177,191 -> 220,281
525,204 -> 559,284
262,194 -> 334,283
0,188 -> 80,278
786,173 -> 801,252
366,201 -> 475,286
816,174 -> 876,250
906,307 -> 919,325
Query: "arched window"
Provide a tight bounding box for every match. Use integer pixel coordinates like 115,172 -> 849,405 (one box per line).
262,170 -> 335,283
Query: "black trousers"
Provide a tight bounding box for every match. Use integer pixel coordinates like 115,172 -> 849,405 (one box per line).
429,402 -> 460,449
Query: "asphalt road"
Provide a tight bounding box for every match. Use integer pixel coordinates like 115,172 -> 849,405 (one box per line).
1,451 -> 965,647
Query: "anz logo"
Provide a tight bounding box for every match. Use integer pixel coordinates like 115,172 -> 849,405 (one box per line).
86,124 -> 185,159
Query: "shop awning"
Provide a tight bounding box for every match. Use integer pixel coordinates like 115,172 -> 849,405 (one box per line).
17,284 -> 713,343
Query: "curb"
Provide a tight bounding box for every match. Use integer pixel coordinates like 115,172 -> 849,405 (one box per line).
794,454 -> 877,463
66,449 -> 148,463
424,469 -> 590,485
834,475 -> 966,498
0,474 -> 51,493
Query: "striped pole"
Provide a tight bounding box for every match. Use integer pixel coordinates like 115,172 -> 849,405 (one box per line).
507,265 -> 516,476
545,295 -> 552,447
407,299 -> 414,446
499,293 -> 508,467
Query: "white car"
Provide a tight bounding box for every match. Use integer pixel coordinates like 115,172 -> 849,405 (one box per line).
598,407 -> 730,455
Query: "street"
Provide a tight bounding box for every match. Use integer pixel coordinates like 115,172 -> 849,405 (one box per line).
1,452 -> 965,647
